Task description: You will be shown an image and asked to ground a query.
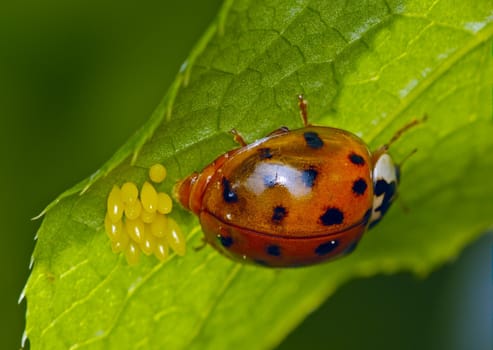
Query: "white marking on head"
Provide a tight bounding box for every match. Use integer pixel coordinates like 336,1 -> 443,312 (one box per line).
370,195 -> 384,223
373,153 -> 397,184
369,153 -> 398,226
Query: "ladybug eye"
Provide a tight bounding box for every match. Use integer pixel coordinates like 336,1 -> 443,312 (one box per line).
103,164 -> 185,265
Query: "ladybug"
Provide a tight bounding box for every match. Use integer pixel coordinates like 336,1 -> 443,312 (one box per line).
175,96 -> 423,267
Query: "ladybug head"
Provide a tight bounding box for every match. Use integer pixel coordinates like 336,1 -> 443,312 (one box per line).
368,153 -> 399,229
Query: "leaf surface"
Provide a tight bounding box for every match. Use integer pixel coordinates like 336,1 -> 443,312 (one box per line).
25,0 -> 493,349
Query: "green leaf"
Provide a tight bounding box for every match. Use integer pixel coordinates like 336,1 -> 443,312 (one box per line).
25,0 -> 493,349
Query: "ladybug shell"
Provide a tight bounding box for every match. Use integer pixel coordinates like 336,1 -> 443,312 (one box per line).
176,126 -> 374,267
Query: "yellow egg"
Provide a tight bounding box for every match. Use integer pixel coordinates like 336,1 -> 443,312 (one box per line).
154,238 -> 169,261
141,181 -> 157,213
125,218 -> 145,243
150,213 -> 168,237
107,185 -> 124,222
125,241 -> 141,266
156,192 -> 173,214
111,227 -> 129,254
104,175 -> 180,264
121,182 -> 139,205
140,225 -> 154,256
125,199 -> 142,220
104,213 -> 122,241
149,164 -> 167,183
164,218 -> 186,256
140,208 -> 156,223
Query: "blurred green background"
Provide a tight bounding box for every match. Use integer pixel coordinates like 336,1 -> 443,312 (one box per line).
0,1 -> 490,349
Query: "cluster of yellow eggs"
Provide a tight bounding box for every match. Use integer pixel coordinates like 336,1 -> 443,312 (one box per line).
104,164 -> 185,265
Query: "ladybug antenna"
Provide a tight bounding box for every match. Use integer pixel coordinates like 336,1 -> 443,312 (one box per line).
394,148 -> 418,212
396,193 -> 411,213
395,147 -> 417,184
297,94 -> 309,127
398,148 -> 418,168
383,114 -> 428,151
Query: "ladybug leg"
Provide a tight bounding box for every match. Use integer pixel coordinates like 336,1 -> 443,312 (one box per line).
298,94 -> 309,127
396,193 -> 411,213
230,128 -> 248,147
193,236 -> 209,252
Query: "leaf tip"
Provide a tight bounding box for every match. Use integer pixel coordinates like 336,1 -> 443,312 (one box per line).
31,203 -> 56,220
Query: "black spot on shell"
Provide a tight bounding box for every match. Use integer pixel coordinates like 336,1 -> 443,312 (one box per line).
301,167 -> 318,187
315,240 -> 339,256
219,235 -> 233,248
222,177 -> 238,203
304,132 -> 324,149
349,153 -> 365,166
258,148 -> 273,159
266,245 -> 281,257
320,208 -> 344,226
272,206 -> 287,224
352,178 -> 367,196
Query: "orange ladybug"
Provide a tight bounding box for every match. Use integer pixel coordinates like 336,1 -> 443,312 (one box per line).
175,96 -> 422,267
